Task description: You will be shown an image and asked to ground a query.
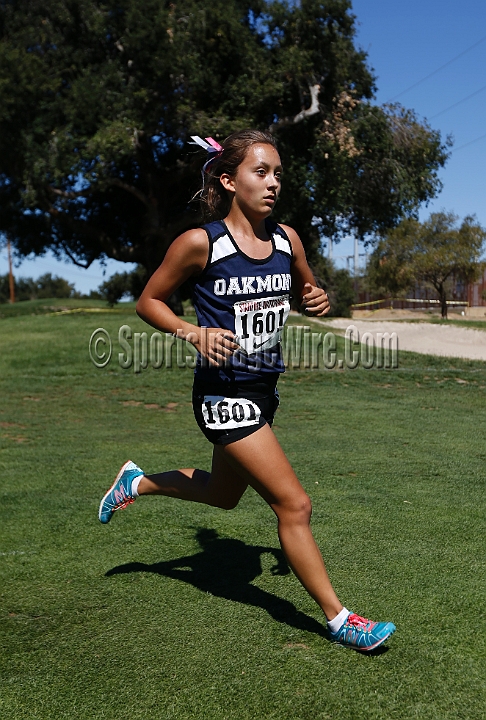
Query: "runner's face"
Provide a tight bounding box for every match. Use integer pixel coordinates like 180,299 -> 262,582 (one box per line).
226,144 -> 282,218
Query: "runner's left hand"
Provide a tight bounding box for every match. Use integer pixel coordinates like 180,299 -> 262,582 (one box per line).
301,283 -> 331,316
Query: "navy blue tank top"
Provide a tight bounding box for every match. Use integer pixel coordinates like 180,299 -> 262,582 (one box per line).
193,219 -> 293,383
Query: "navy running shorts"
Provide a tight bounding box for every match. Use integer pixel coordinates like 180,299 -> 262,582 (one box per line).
192,374 -> 280,445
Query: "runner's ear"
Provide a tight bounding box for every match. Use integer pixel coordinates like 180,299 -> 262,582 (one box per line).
219,173 -> 236,193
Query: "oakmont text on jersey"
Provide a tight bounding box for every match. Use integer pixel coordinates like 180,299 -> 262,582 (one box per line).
213,273 -> 292,296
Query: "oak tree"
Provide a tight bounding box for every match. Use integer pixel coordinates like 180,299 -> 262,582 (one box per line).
0,0 -> 450,310
367,213 -> 486,318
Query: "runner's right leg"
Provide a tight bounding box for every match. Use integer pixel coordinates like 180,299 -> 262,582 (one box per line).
218,423 -> 343,621
136,444 -> 248,509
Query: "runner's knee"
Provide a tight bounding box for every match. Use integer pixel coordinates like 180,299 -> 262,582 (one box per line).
213,496 -> 241,511
275,492 -> 312,524
207,488 -> 244,510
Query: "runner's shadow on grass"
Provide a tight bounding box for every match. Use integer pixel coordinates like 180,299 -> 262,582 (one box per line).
106,527 -> 328,638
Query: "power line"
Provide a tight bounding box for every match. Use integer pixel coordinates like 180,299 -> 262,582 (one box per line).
452,132 -> 486,153
388,33 -> 486,101
429,84 -> 486,119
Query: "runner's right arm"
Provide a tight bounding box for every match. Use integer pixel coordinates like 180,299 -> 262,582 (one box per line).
136,229 -> 239,365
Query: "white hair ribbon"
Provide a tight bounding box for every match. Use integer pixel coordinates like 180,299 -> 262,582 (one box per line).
189,136 -> 223,153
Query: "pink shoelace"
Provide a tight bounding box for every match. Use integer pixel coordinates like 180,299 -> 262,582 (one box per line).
114,497 -> 134,512
346,614 -> 376,631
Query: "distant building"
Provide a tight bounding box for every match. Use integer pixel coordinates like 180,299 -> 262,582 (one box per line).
467,269 -> 486,307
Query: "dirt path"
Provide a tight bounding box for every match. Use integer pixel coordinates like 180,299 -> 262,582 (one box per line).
322,319 -> 486,361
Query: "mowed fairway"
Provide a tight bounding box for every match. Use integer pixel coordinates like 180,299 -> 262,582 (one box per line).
0,303 -> 484,720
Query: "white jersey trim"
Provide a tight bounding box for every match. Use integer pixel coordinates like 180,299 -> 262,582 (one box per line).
273,234 -> 292,255
210,234 -> 237,265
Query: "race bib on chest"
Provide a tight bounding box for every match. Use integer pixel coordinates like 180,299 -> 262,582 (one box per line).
233,294 -> 290,355
202,396 -> 261,429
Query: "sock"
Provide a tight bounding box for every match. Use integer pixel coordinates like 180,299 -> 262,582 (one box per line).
131,476 -> 142,497
327,607 -> 350,633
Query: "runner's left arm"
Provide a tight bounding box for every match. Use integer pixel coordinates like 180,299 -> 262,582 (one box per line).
280,224 -> 331,317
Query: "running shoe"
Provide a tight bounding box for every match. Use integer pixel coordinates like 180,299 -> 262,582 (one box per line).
328,613 -> 396,652
98,460 -> 144,524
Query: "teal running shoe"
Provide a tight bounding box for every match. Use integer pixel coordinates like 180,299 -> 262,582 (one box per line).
328,613 -> 396,652
98,460 -> 144,524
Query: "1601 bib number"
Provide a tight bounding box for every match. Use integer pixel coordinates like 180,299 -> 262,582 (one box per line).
202,396 -> 261,429
234,294 -> 290,354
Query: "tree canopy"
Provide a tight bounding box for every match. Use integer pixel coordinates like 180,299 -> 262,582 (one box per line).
0,0 -> 450,307
366,212 -> 486,318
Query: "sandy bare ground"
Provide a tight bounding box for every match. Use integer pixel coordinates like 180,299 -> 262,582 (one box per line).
322,319 -> 486,361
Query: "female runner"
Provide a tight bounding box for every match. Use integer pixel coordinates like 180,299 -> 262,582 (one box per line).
98,129 -> 395,652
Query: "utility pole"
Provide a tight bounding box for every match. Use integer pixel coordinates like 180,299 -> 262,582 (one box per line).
328,237 -> 333,261
7,236 -> 15,303
353,236 -> 359,277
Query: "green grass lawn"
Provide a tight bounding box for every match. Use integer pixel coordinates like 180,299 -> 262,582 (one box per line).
0,303 -> 485,719
0,297 -> 120,319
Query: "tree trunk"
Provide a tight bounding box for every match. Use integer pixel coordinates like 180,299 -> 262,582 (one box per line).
439,287 -> 448,319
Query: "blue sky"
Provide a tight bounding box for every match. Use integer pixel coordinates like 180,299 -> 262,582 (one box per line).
333,0 -> 486,268
1,0 -> 485,290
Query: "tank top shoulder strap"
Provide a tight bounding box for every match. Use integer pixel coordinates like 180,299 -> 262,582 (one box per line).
201,220 -> 238,272
265,219 -> 293,258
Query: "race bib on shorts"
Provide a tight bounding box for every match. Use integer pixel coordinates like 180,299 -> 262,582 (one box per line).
202,396 -> 261,429
233,294 -> 290,355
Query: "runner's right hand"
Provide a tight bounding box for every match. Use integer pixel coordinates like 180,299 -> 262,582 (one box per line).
188,327 -> 239,366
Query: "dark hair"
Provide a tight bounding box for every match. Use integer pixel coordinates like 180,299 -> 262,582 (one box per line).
199,129 -> 278,221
